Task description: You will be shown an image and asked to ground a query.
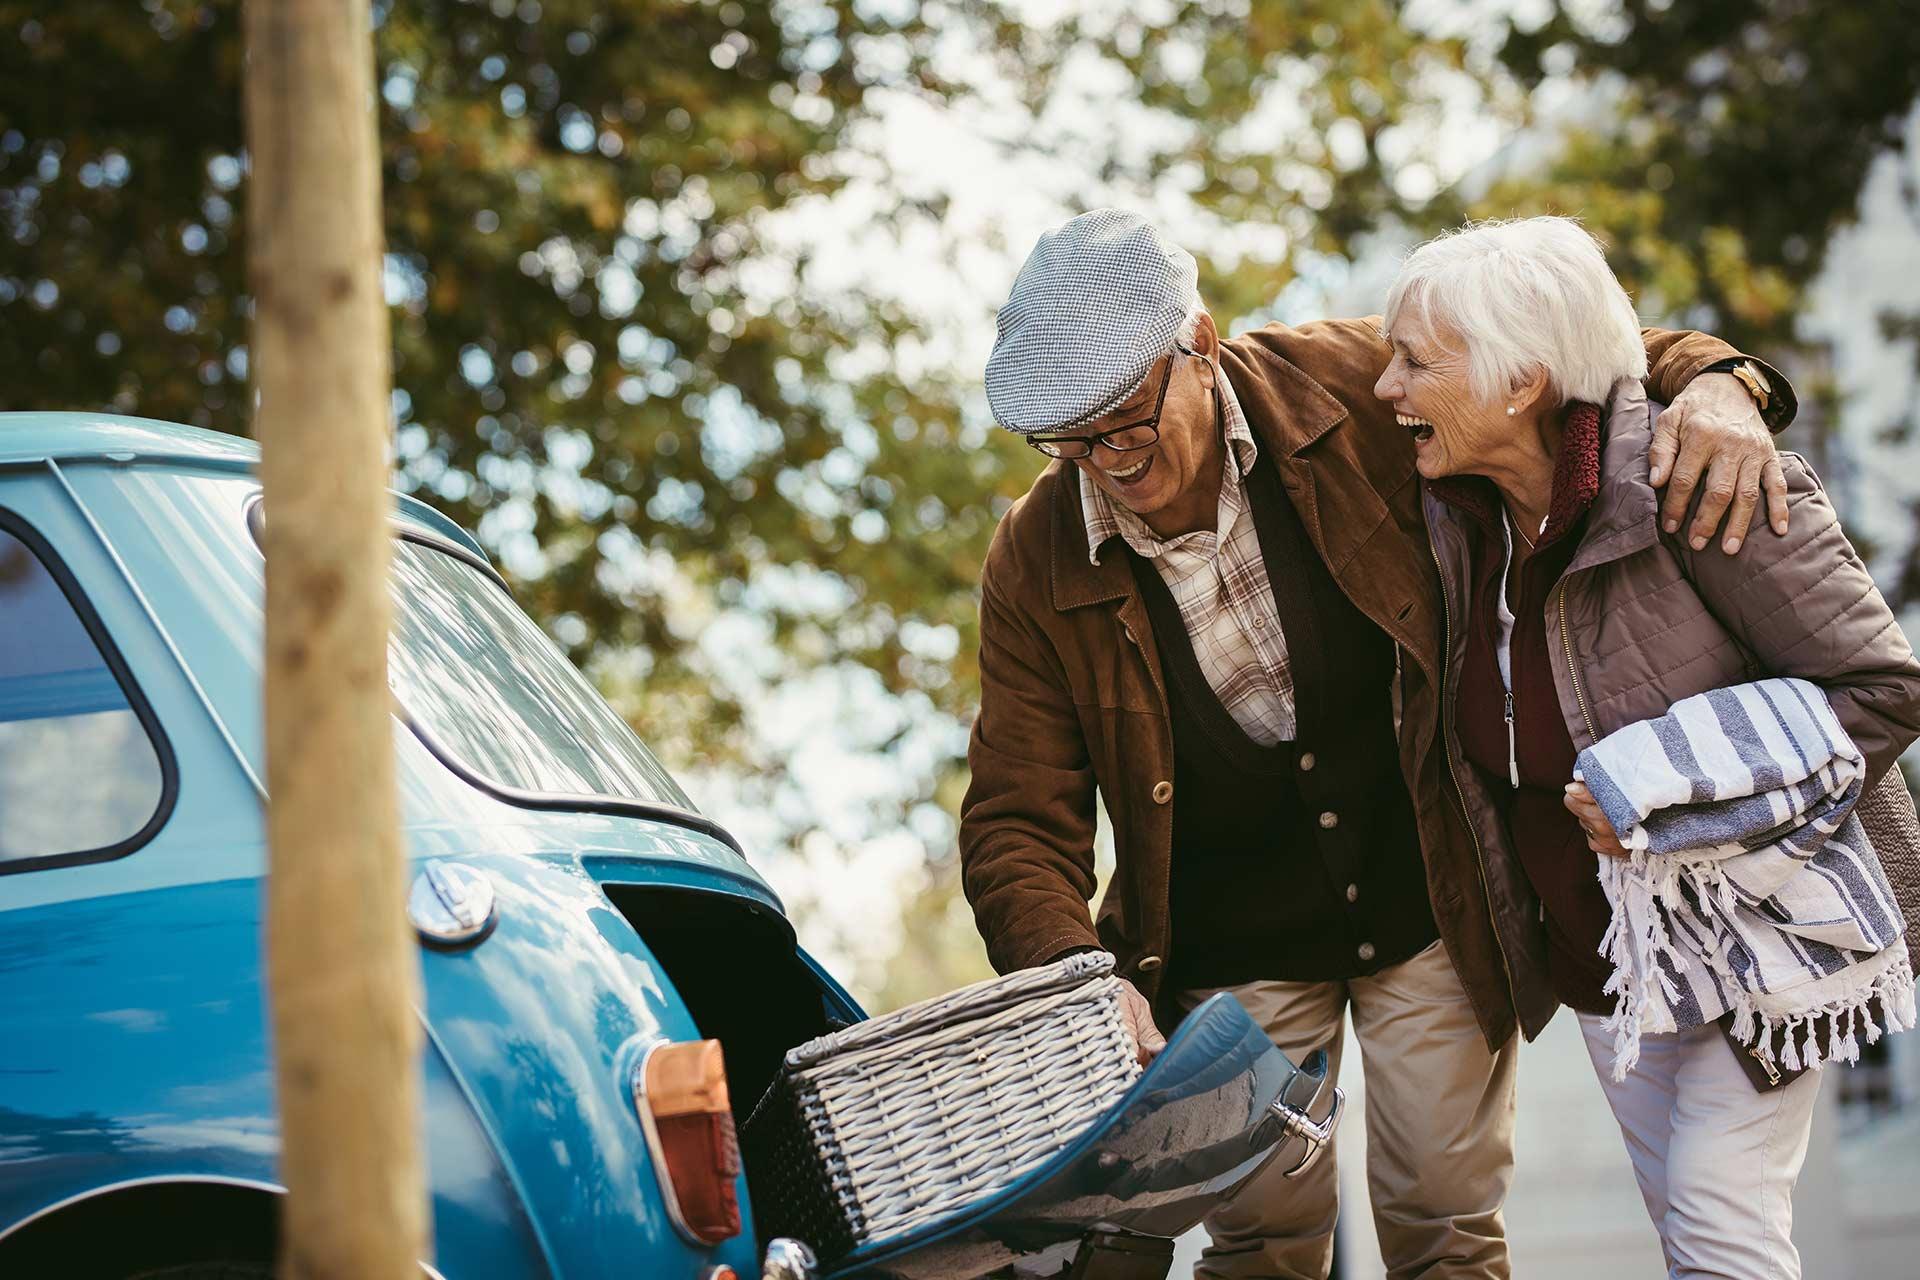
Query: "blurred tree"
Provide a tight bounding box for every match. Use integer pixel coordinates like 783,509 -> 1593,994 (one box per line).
0,0 -> 997,743
1483,0 -> 1920,578
0,0 -> 1524,1004
241,2 -> 426,1273
55,1 -> 1920,1003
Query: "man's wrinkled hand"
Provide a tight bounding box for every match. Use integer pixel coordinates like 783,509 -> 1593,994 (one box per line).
1117,977 -> 1166,1066
1649,372 -> 1788,555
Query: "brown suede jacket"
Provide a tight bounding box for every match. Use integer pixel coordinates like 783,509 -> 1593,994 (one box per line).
959,317 -> 1786,1049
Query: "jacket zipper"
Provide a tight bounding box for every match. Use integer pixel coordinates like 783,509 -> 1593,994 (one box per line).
1426,524 -> 1518,1007
1503,691 -> 1519,787
1555,583 -> 1600,748
1554,582 -> 1597,929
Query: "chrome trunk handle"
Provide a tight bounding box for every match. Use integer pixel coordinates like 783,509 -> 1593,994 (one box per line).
763,1237 -> 819,1280
1268,1083 -> 1344,1179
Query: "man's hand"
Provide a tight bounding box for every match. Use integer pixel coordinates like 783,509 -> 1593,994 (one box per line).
1117,977 -> 1167,1066
1649,372 -> 1789,555
1564,781 -> 1629,859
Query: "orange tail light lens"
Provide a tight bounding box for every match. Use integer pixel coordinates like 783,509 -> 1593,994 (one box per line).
634,1038 -> 742,1246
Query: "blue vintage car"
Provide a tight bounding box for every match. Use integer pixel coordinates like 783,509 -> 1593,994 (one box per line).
0,412 -> 1337,1280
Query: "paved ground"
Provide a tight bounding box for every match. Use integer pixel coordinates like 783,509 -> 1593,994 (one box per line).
1173,1009 -> 1667,1278
1170,1003 -> 1920,1278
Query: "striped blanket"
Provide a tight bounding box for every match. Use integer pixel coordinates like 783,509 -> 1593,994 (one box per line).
1576,678 -> 1917,1080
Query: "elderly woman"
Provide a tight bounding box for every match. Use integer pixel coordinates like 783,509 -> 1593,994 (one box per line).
1372,215 -> 1920,1278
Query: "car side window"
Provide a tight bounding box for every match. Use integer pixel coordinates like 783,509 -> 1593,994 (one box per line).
0,515 -> 171,870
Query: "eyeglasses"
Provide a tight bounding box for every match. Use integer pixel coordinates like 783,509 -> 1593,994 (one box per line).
1026,348 -> 1186,460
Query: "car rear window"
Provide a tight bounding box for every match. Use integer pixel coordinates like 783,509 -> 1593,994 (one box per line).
387,537 -> 695,812
0,518 -> 170,868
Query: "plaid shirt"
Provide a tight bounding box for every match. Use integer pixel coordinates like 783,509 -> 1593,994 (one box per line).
1081,368 -> 1297,745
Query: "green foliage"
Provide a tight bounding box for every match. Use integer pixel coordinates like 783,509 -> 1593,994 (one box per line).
9,1 -> 1918,1004
1,0 -> 986,740
1481,0 -> 1920,611
1491,0 -> 1920,349
0,0 -> 1486,759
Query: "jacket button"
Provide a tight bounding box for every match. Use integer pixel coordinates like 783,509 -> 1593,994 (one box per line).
1346,883 -> 1360,903
1135,954 -> 1164,972
1152,780 -> 1173,805
1299,751 -> 1317,771
1319,810 -> 1339,829
1357,942 -> 1376,962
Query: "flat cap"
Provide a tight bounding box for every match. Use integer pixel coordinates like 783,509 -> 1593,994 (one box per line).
985,208 -> 1200,434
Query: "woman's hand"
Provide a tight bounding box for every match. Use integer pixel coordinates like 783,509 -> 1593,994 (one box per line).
1564,781 -> 1629,858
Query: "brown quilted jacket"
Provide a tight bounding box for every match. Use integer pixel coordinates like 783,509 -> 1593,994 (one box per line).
1424,378 -> 1920,1014
961,320 -> 1766,1049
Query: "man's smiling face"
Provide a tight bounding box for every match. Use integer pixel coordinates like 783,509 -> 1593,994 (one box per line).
1071,315 -> 1225,530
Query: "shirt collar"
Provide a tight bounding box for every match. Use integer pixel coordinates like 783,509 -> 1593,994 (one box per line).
1081,359 -> 1258,565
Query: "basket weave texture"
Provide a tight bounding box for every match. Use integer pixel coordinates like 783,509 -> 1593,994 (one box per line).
1860,764 -> 1920,938
741,950 -> 1141,1256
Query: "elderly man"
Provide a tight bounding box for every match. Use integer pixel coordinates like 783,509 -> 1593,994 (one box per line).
959,209 -> 1794,1280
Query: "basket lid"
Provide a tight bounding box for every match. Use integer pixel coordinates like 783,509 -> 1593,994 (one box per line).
783,950 -> 1116,1070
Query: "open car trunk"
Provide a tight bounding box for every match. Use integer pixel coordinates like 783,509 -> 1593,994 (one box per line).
605,882 -> 1336,1280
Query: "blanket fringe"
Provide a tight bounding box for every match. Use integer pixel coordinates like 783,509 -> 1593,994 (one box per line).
1602,851 -> 1917,1082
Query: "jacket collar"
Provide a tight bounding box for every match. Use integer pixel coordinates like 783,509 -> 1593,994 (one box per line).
1050,465 -> 1133,610
1567,378 -> 1662,574
1425,401 -> 1603,547
1048,338 -> 1349,612
1419,378 -> 1658,576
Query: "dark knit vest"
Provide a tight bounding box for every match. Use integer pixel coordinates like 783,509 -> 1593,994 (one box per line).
1126,454 -> 1437,988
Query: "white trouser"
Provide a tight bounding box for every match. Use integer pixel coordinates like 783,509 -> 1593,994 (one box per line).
1577,1012 -> 1822,1279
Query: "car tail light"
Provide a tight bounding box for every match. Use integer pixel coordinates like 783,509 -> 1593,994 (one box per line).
633,1038 -> 742,1246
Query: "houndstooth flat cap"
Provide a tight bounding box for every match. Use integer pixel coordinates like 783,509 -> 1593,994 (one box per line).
985,208 -> 1200,434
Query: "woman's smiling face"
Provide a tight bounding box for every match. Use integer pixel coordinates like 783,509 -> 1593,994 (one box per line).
1372,306 -> 1514,480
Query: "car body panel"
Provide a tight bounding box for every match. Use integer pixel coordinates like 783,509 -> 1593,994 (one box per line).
0,876 -> 551,1278
0,411 -> 484,556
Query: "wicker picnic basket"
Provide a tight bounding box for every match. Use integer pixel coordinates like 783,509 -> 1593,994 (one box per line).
740,950 -> 1142,1261
1860,764 -> 1920,937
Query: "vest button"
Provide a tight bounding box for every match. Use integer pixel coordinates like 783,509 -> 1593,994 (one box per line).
1134,954 -> 1164,973
1346,882 -> 1360,903
1152,780 -> 1173,805
1318,810 -> 1339,829
1299,751 -> 1317,771
1357,942 -> 1377,962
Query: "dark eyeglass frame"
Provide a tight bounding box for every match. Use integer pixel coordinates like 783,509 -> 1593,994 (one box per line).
1026,347 -> 1187,460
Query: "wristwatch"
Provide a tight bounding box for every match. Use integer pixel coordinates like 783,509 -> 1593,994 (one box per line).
1703,357 -> 1773,414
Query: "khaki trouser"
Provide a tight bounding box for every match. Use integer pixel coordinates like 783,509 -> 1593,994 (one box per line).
1175,939 -> 1517,1280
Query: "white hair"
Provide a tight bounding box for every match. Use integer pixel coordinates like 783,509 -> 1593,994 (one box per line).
1383,216 -> 1647,407
1175,303 -> 1206,351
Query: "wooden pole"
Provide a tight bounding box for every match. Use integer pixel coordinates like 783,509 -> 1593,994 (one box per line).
243,2 -> 427,1276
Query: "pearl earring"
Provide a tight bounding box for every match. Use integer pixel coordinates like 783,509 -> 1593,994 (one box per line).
1506,406 -> 1516,416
